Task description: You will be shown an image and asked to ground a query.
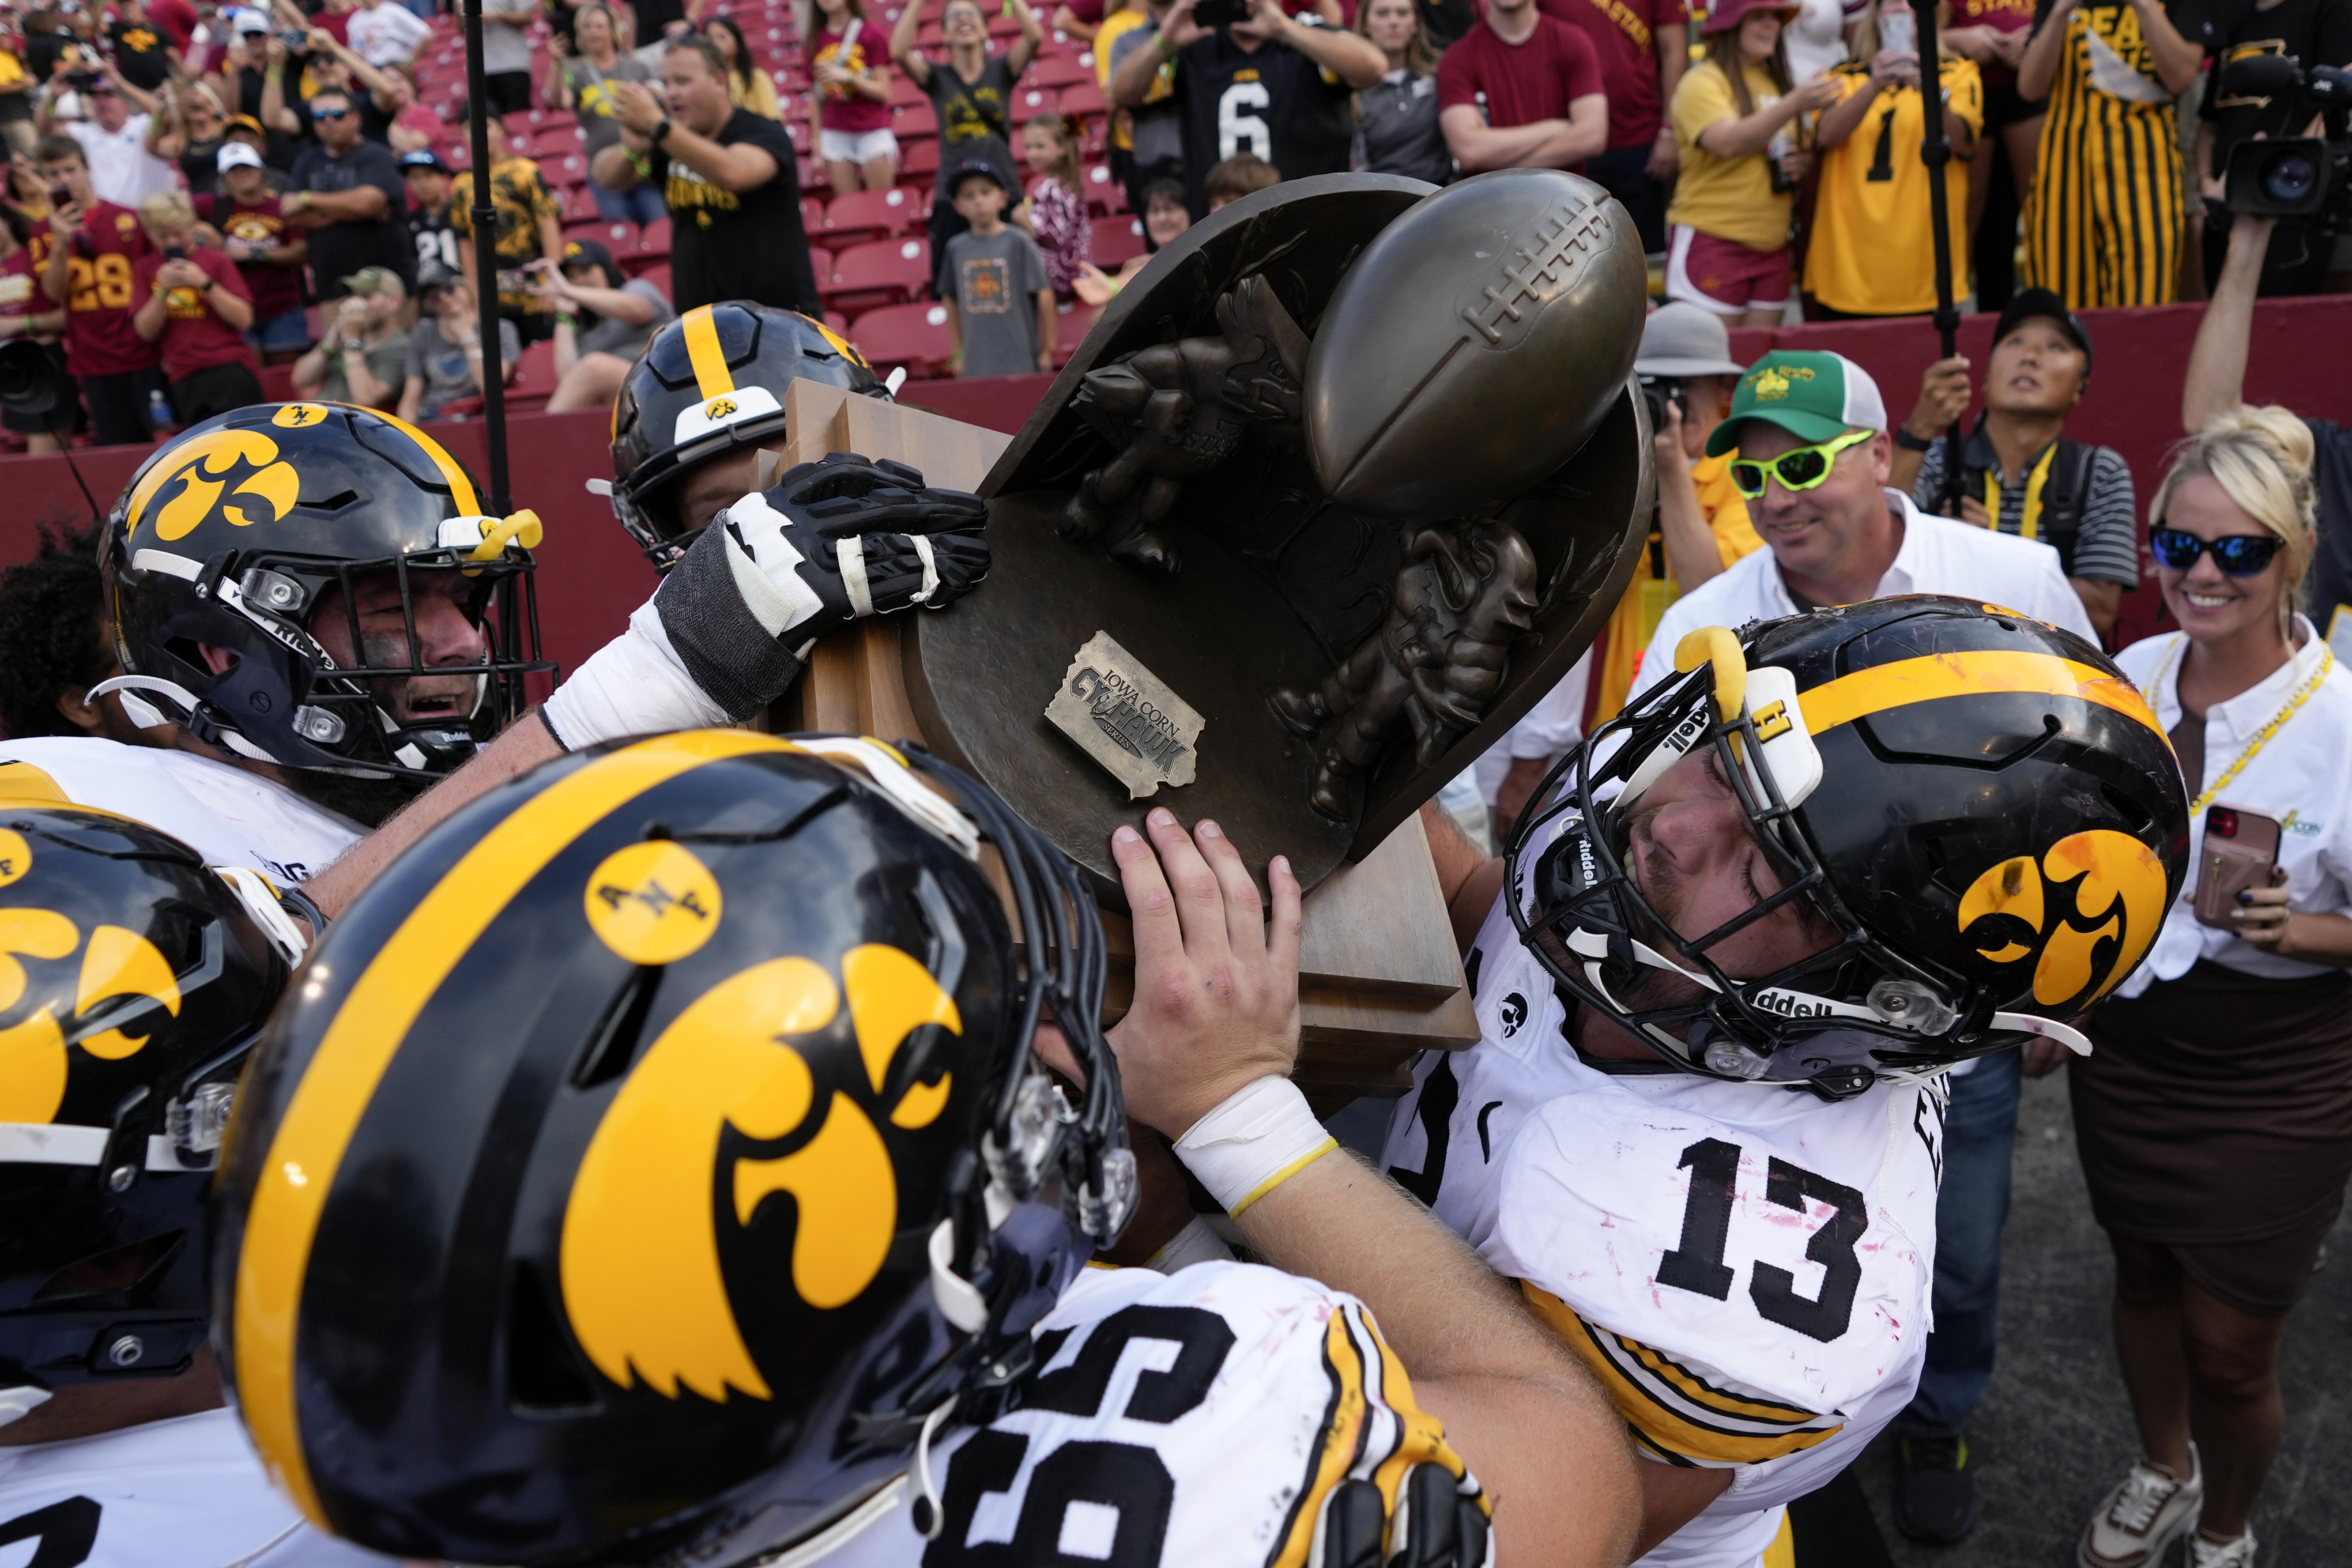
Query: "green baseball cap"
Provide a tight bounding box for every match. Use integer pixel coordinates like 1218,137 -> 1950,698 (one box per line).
1704,350 -> 1890,457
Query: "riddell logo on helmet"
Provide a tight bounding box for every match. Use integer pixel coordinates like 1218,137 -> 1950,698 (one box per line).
124,428 -> 300,543
557,940 -> 961,1403
1956,831 -> 2168,1009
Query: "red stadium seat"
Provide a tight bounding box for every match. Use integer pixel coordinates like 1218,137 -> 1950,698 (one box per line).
543,152 -> 591,188
635,217 -> 672,260
563,219 -> 638,252
848,301 -> 951,379
823,236 -> 932,314
561,183 -> 603,221
899,138 -> 939,179
1027,54 -> 1091,88
1052,297 -> 1101,366
634,262 -> 672,298
802,196 -> 828,232
501,109 -> 536,138
1057,79 -> 1103,118
807,243 -> 832,281
893,99 -> 938,138
1080,162 -> 1124,213
889,73 -> 928,107
1091,214 -> 1145,267
536,109 -> 578,131
503,338 -> 562,414
257,363 -> 299,401
825,185 -> 923,242
825,310 -> 851,334
1010,86 -> 1058,124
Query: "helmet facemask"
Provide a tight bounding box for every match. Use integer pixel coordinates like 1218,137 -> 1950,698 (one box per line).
1507,628 -> 2089,1099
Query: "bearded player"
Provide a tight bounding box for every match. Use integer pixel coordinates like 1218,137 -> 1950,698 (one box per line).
211,732 -> 1640,1568
1381,597 -> 2189,1564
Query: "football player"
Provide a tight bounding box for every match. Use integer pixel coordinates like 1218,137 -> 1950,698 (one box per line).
212,732 -> 1641,1568
0,804 -> 388,1565
1380,598 -> 2190,1564
0,398 -> 989,922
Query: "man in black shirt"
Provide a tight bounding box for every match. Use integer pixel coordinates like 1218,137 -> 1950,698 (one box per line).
592,35 -> 821,315
106,0 -> 180,92
1110,0 -> 1385,219
2195,0 -> 2352,297
286,87 -> 413,302
2186,210 -> 2352,653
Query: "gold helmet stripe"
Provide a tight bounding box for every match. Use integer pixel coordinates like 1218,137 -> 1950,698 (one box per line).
369,406 -> 484,516
679,305 -> 738,403
232,728 -> 801,1527
1797,650 -> 2166,743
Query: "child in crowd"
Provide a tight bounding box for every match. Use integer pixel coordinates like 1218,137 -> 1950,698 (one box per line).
1072,174 -> 1188,305
1203,152 -> 1281,210
1017,112 -> 1088,298
940,159 -> 1053,377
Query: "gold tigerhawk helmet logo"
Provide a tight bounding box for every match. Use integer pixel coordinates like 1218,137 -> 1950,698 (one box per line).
1957,830 -> 2168,1009
557,942 -> 959,1402
704,396 -> 738,420
124,428 -> 301,543
0,833 -> 185,1125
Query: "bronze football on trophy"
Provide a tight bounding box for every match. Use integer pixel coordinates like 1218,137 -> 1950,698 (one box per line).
1305,169 -> 1647,525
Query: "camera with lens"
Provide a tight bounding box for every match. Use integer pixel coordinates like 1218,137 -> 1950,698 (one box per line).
1640,374 -> 1687,434
2218,51 -> 2352,228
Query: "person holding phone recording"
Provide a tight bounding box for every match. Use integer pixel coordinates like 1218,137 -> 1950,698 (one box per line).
2071,405 -> 2352,1568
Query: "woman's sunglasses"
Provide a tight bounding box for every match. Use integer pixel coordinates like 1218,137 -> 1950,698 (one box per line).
1728,427 -> 1875,499
2148,526 -> 2282,577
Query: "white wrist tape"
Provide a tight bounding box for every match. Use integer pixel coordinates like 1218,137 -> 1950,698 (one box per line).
722,490 -> 829,638
1172,1075 -> 1336,1217
1144,1214 -> 1235,1274
540,599 -> 732,750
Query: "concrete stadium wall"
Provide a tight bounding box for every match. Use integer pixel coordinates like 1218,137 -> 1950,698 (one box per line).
4,293 -> 2346,690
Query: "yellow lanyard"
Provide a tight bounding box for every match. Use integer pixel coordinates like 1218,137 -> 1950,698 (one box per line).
2145,638 -> 2335,815
1983,443 -> 2060,541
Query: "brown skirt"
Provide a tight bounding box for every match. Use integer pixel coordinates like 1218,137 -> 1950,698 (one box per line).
2073,961 -> 2352,1252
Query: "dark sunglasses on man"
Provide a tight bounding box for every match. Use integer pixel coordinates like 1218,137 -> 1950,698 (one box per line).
2148,527 -> 2283,577
313,106 -> 352,120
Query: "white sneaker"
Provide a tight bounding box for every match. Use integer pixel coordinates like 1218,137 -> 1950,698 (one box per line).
2079,1447 -> 2204,1568
2189,1530 -> 2257,1568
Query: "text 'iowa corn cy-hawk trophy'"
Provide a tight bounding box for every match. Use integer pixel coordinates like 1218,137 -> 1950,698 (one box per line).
805,170 -> 1655,1096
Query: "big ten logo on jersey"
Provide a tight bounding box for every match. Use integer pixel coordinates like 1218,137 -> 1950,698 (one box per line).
1217,72 -> 1270,161
1656,1138 -> 1871,1345
923,1304 -> 1234,1566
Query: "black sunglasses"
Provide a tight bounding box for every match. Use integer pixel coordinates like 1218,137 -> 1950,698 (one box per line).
2148,526 -> 2282,577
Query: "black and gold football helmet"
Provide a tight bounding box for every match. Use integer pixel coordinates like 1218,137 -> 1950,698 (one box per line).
100,402 -> 553,783
212,732 -> 1135,1566
1508,596 -> 2190,1097
0,807 -> 303,1417
607,302 -> 888,569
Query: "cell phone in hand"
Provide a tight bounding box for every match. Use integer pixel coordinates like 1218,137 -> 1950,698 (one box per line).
163,244 -> 187,260
1192,0 -> 1244,28
2193,805 -> 2282,929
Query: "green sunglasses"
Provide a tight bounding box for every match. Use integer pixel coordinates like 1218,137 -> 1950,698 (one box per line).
1729,427 -> 1875,498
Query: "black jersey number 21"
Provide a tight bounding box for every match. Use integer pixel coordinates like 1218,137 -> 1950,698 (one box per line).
1656,1137 -> 1868,1343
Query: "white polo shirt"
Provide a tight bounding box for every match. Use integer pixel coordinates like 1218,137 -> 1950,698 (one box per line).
2113,619 -> 2352,995
68,113 -> 180,210
1632,489 -> 2099,704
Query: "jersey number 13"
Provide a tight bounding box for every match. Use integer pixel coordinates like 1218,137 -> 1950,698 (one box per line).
1657,1138 -> 1868,1344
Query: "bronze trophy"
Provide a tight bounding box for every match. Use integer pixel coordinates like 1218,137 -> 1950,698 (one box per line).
791,170 -> 1655,1097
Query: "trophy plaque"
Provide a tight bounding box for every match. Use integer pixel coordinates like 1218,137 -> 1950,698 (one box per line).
787,170 -> 1655,1096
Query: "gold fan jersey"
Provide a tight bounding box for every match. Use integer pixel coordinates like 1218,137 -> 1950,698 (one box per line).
0,1408 -> 399,1568
822,1260 -> 1491,1568
1381,884 -> 1944,1568
1802,56 -> 1983,317
0,739 -> 361,886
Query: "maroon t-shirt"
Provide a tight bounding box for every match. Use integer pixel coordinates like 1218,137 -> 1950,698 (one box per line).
1539,0 -> 1679,147
132,246 -> 258,382
193,189 -> 305,321
56,202 -> 159,377
145,0 -> 200,49
1436,15 -> 1606,155
1949,0 -> 2032,89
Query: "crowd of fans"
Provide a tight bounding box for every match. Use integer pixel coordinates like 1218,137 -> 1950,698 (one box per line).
0,0 -> 2337,444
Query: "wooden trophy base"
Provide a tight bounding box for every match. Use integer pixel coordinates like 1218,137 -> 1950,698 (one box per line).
774,380 -> 1478,1102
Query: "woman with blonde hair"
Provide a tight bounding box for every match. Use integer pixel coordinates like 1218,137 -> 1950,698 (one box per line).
1351,0 -> 1450,185
2070,405 -> 2352,1568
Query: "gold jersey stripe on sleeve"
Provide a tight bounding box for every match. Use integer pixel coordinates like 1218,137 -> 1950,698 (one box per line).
1521,1284 -> 1843,1467
1353,1303 -> 1484,1516
1266,1304 -> 1374,1568
232,729 -> 806,1529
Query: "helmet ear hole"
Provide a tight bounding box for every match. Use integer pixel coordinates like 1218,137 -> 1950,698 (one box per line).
502,1261 -> 602,1417
570,967 -> 663,1090
32,1231 -> 184,1304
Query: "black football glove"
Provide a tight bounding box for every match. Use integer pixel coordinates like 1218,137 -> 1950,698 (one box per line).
1316,1464 -> 1492,1568
652,452 -> 991,720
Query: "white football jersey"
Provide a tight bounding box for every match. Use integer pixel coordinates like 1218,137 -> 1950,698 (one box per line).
822,1261 -> 1490,1568
0,1408 -> 400,1568
1380,891 -> 1945,1568
0,739 -> 360,885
